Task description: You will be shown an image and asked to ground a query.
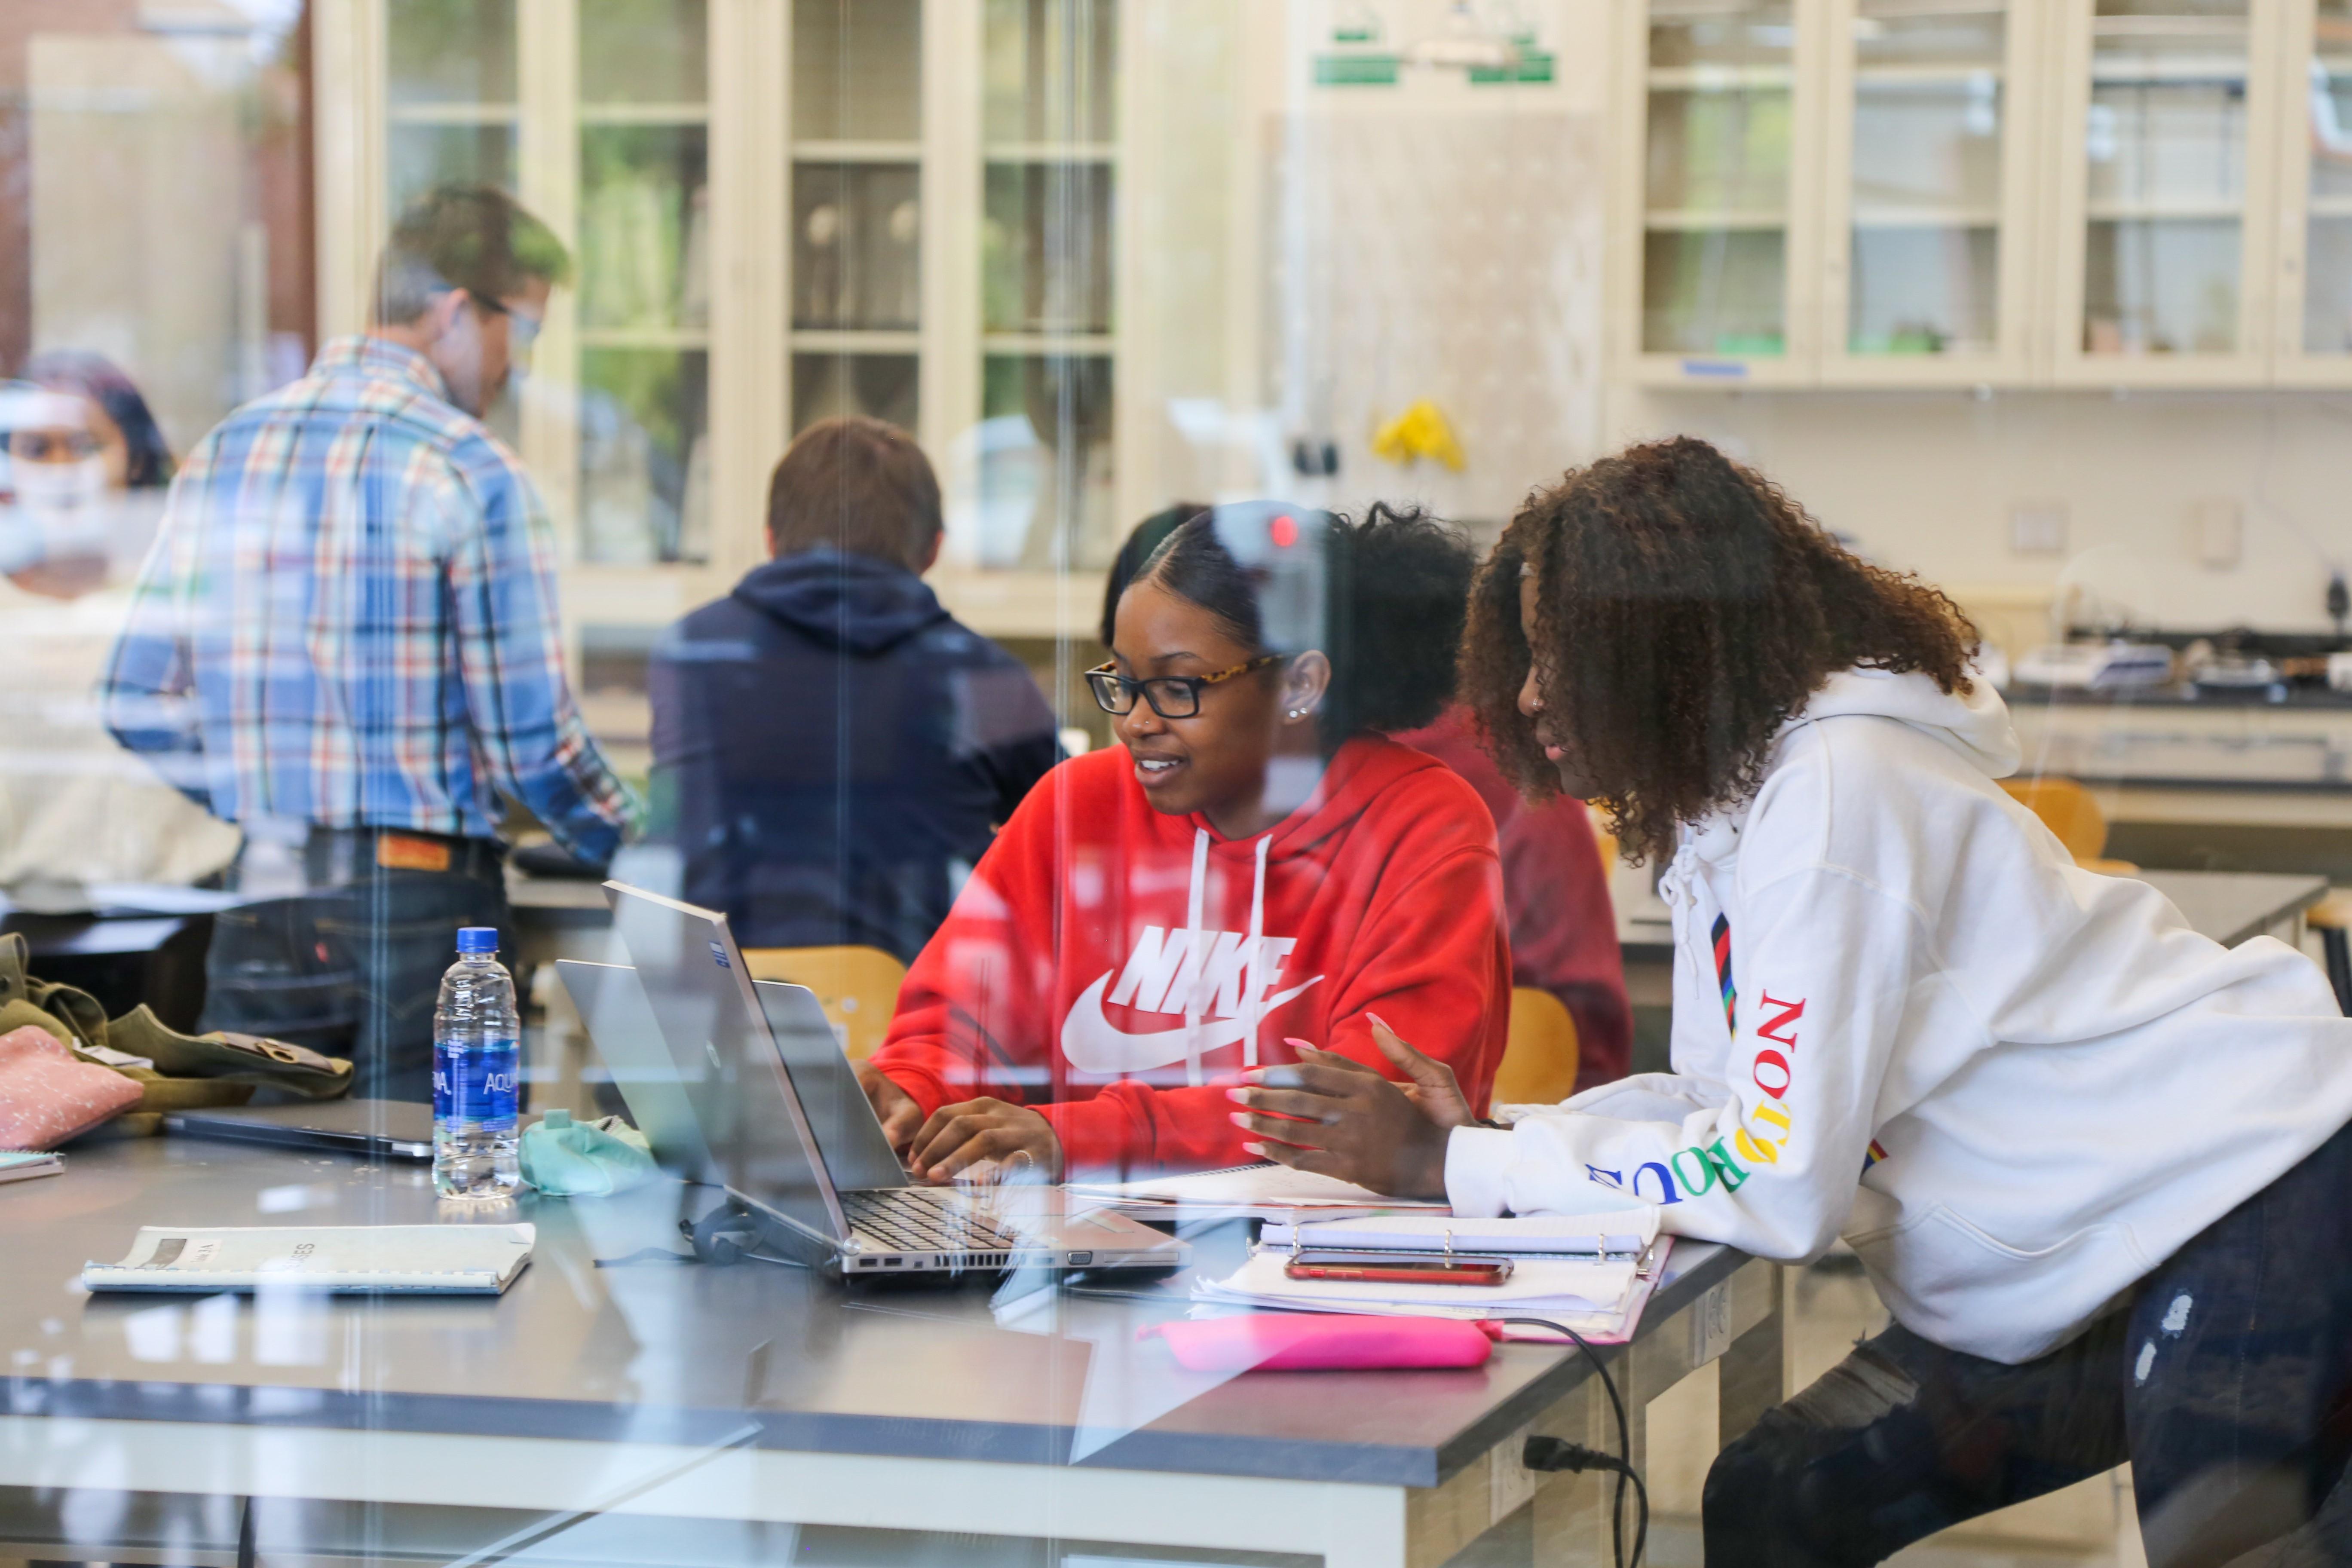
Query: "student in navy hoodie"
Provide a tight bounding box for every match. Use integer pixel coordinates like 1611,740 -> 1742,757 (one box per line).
646,417 -> 1060,962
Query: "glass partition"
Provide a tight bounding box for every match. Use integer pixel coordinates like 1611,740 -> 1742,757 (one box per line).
8,3 -> 2352,1565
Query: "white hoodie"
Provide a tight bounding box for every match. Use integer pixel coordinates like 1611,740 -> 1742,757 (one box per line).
1445,668 -> 2352,1364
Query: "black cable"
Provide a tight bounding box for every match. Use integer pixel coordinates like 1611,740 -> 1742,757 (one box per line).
1500,1317 -> 1648,1568
1520,1436 -> 1649,1568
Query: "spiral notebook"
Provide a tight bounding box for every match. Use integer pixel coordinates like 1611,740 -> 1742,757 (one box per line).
82,1224 -> 535,1295
1060,1161 -> 1450,1219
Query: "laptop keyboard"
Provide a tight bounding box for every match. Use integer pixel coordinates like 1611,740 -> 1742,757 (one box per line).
843,1189 -> 1022,1255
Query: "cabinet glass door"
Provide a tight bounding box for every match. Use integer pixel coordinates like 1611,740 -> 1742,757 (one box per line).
386,0 -> 519,218
790,0 -> 922,435
1642,0 -> 1801,365
2290,0 -> 2352,365
575,0 -> 711,565
2074,0 -> 2259,364
976,0 -> 1119,571
1835,0 -> 2012,364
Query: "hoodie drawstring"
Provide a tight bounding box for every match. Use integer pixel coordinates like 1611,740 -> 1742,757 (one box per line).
1179,826 -> 1276,1084
1183,827 -> 1210,1086
1243,834 -> 1271,1069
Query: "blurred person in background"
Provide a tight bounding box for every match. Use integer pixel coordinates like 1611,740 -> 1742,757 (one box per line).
0,359 -> 238,888
1102,505 -> 1632,1090
99,184 -> 638,1100
646,416 -> 1060,963
1,351 -> 177,600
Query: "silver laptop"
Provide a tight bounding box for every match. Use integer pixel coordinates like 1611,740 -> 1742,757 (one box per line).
602,882 -> 1189,1277
559,957 -> 903,1192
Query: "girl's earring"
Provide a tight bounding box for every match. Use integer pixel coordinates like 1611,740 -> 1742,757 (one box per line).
1287,708 -> 1306,720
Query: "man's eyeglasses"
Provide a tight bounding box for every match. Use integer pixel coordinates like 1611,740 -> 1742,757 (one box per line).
469,294 -> 543,357
1086,654 -> 1285,719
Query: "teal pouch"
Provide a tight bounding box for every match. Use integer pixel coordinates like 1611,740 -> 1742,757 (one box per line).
518,1109 -> 658,1197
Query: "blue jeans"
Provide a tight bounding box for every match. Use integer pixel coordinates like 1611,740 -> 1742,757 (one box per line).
1705,1114 -> 2352,1567
201,844 -> 510,1103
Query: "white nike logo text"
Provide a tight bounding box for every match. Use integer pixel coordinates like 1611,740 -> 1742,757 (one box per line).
1059,971 -> 1326,1075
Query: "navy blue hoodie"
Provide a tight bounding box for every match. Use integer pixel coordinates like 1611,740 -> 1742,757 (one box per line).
647,548 -> 1061,962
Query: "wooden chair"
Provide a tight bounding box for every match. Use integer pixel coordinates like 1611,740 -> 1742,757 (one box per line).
1493,986 -> 1580,1106
739,945 -> 907,1061
2308,893 -> 2352,1017
1999,776 -> 2138,875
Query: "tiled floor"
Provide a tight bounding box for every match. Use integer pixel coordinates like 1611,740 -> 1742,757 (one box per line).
1642,1257 -> 2148,1567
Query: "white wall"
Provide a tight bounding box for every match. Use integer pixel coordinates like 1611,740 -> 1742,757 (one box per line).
1605,386 -> 2352,635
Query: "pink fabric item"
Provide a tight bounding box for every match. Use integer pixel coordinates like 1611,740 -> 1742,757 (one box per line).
1141,1314 -> 1497,1372
0,1025 -> 141,1149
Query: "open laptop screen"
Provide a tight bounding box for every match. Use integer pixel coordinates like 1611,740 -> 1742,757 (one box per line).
605,882 -> 848,1246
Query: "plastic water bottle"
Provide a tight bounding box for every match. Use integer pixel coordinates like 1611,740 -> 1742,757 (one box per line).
432,927 -> 521,1200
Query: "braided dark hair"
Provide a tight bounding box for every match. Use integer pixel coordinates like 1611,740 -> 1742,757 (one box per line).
1462,437 -> 1978,864
1133,500 -> 1475,749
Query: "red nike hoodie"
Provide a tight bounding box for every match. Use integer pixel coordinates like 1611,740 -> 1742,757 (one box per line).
870,734 -> 1513,1176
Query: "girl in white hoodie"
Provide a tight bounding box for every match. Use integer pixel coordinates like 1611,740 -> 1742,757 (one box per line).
1231,438 -> 2352,1565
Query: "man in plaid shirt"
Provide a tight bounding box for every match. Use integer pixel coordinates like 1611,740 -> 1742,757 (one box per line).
101,186 -> 638,1100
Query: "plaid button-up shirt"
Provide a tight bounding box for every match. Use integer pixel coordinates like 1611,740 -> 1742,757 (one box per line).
100,336 -> 638,863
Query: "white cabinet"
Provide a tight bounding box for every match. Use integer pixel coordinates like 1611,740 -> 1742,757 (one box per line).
313,0 -> 1150,648
1614,0 -> 2352,385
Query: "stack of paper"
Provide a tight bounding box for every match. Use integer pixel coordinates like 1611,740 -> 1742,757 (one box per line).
1193,1250 -> 1651,1338
1260,1212 -> 1659,1257
1062,1162 -> 1449,1220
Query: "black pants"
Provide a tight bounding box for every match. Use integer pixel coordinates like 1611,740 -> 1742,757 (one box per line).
1705,1115 -> 2352,1568
200,836 -> 510,1103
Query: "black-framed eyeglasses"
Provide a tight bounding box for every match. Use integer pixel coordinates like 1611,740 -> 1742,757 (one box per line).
467,293 -> 542,356
1087,654 -> 1285,719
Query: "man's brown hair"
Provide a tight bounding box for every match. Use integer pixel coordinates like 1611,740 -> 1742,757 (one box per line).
766,417 -> 943,572
376,184 -> 572,324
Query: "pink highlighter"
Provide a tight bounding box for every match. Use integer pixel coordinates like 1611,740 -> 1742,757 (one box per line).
1141,1314 -> 1498,1372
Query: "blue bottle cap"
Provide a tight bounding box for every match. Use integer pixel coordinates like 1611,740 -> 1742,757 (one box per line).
455,926 -> 499,955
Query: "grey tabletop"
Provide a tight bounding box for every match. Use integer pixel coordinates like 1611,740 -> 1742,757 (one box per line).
1617,866 -> 2329,960
0,1137 -> 1746,1490
2135,869 -> 2328,949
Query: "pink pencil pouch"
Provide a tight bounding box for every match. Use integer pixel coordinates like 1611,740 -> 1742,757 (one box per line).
1141,1314 -> 1496,1372
0,1025 -> 142,1149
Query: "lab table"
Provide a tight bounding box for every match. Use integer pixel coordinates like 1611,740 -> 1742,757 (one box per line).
0,1138 -> 1782,1568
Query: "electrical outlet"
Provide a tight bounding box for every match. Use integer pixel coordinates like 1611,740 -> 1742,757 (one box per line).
2194,499 -> 2242,570
2010,502 -> 2068,557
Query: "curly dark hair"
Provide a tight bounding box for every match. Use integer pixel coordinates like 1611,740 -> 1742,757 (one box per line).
1462,437 -> 1978,864
1133,500 -> 1475,749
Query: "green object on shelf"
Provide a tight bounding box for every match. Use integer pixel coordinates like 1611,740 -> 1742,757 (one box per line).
1713,332 -> 1786,355
1315,53 -> 1401,85
1469,51 -> 1556,84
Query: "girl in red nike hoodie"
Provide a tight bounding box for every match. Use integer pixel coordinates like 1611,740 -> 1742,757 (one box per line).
860,502 -> 1512,1180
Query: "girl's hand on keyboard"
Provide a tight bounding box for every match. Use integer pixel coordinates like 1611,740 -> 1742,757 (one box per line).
906,1097 -> 1063,1184
855,1062 -> 926,1152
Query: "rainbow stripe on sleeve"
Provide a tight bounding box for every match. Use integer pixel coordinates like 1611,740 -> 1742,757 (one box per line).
1711,913 -> 1736,1034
